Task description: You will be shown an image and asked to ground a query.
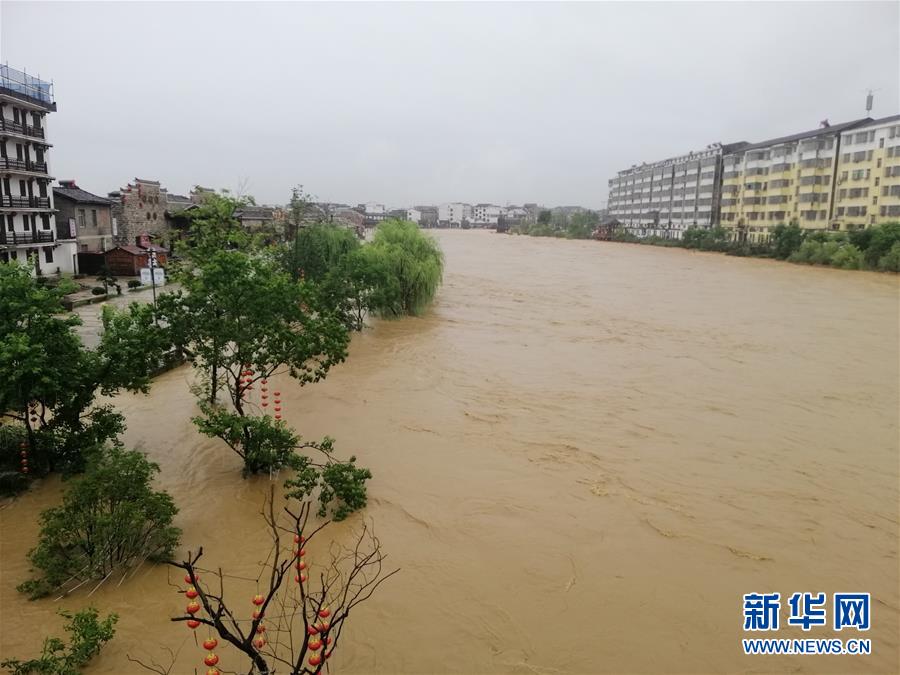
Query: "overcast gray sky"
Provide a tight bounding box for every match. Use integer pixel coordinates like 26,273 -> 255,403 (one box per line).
2,1 -> 898,209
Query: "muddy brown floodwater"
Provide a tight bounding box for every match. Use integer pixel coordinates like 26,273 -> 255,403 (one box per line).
2,231 -> 899,674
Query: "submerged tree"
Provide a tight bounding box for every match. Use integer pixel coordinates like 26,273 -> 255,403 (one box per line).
367,219 -> 444,317
134,487 -> 397,675
1,607 -> 118,675
18,445 -> 180,599
0,262 -> 170,480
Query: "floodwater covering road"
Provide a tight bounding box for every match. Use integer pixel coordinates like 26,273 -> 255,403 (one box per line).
1,230 -> 898,673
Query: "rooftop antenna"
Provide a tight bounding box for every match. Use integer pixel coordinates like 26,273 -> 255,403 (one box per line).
865,88 -> 880,116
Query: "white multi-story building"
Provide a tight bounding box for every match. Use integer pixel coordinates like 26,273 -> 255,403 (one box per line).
472,204 -> 503,227
405,208 -> 422,224
0,65 -> 76,274
438,202 -> 472,227
607,142 -> 748,239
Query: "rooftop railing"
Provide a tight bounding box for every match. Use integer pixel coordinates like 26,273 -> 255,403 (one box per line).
0,65 -> 54,106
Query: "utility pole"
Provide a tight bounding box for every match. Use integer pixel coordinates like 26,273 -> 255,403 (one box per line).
148,249 -> 158,325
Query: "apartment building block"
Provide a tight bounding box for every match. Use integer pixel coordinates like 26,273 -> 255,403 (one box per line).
834,115 -> 900,228
0,65 -> 77,274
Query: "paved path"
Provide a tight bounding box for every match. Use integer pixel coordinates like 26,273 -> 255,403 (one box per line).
72,284 -> 179,348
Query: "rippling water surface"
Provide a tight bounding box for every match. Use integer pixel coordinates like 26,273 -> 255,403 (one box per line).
2,231 -> 898,673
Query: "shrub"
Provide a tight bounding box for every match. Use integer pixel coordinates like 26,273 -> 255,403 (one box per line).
771,223 -> 804,259
789,240 -> 821,264
127,279 -> 142,289
1,607 -> 117,675
877,241 -> 900,272
864,222 -> 900,267
18,445 -> 180,599
90,286 -> 106,296
829,244 -> 864,270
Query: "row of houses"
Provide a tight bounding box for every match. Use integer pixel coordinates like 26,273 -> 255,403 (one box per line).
607,114 -> 900,242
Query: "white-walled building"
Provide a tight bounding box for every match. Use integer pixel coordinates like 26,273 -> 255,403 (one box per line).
438,202 -> 472,227
472,204 -> 503,227
405,208 -> 422,224
0,66 -> 76,274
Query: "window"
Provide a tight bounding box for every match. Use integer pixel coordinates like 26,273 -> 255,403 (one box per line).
77,209 -> 86,227
40,215 -> 50,230
147,212 -> 151,220
879,138 -> 885,148
91,209 -> 98,227
43,247 -> 53,264
6,215 -> 14,232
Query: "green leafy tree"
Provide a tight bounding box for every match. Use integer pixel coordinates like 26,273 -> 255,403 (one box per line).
18,445 -> 180,599
289,222 -> 360,283
877,240 -> 900,272
367,220 -> 444,317
537,209 -> 552,225
566,211 -> 599,239
95,265 -> 120,296
1,608 -> 118,675
0,263 -> 167,477
771,223 -> 805,259
864,222 -> 900,267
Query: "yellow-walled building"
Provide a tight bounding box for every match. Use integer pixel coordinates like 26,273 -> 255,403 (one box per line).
834,114 -> 900,229
720,119 -> 871,243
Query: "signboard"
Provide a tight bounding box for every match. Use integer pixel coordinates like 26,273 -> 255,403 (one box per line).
140,267 -> 166,286
112,217 -> 118,237
68,217 -> 76,238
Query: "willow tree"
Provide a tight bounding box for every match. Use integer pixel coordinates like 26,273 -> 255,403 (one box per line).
368,219 -> 443,317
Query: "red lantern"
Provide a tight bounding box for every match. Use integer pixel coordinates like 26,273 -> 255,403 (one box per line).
299,573 -> 308,583
20,458 -> 28,466
274,399 -> 281,404
256,625 -> 266,634
186,601 -> 201,614
252,610 -> 263,620
273,391 -> 281,396
309,654 -> 322,667
325,637 -> 332,646
298,548 -> 306,557
317,620 -> 330,632
254,637 -> 266,649
184,573 -> 199,584
274,406 -> 282,412
261,378 -> 268,384
187,619 -> 201,629
21,467 -> 29,474
308,638 -> 322,651
20,450 -> 27,458
307,625 -> 319,635
206,669 -> 220,675
203,638 -> 218,650
186,587 -> 199,599
318,607 -> 330,618
252,594 -> 265,606
294,534 -> 304,544
261,402 -> 268,408
297,560 -> 307,570
204,653 -> 219,667
274,414 -> 282,420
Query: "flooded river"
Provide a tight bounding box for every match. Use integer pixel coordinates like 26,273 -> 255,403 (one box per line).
2,231 -> 898,673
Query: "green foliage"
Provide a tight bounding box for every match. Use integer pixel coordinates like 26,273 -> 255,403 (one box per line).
769,224 -> 804,259
289,222 -> 360,282
829,243 -> 864,270
89,287 -> 105,296
878,241 -> 900,272
283,438 -> 372,521
537,210 -> 552,225
681,226 -> 730,251
565,211 -> 599,239
18,445 -> 180,598
158,248 -> 349,408
127,279 -> 142,289
0,607 -> 118,675
864,222 -> 900,267
193,403 -> 302,476
0,261 -> 167,484
367,220 -> 444,317
95,266 -> 120,296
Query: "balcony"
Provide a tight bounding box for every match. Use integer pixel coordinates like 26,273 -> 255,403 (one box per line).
0,195 -> 52,209
0,65 -> 56,111
0,117 -> 47,140
0,229 -> 54,245
0,157 -> 49,175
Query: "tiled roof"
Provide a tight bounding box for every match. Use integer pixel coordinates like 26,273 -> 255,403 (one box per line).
53,186 -> 112,205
